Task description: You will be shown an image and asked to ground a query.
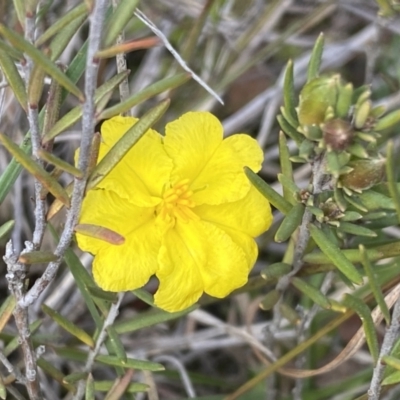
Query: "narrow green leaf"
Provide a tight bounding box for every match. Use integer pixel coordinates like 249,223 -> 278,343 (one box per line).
326,151 -> 340,178
0,24 -> 84,101
0,220 -> 15,240
333,187 -> 347,211
87,285 -> 118,303
28,62 -> 46,108
106,326 -> 127,364
104,0 -> 140,47
375,110 -> 400,131
0,295 -> 16,333
340,211 -> 362,222
277,173 -> 299,205
35,3 -> 88,46
53,346 -> 88,362
18,251 -> 58,264
356,190 -> 395,211
98,73 -> 189,120
275,203 -> 305,243
63,372 -> 88,384
0,48 -> 27,111
336,82 -> 353,119
362,211 -> 387,221
95,381 -> 148,394
0,39 -> 23,59
280,106 -> 299,130
86,374 -> 95,400
38,149 -> 83,178
383,370 -> 400,386
282,60 -> 298,126
114,306 -> 197,334
49,13 -> 88,62
96,355 -> 165,372
42,304 -> 95,348
382,355 -> 400,371
338,222 -> 377,237
304,241 -> 400,265
12,0 -> 24,27
291,277 -> 331,309
347,142 -> 369,159
279,302 -> 300,325
244,167 -> 292,214
307,33 -> 324,82
261,262 -> 292,280
307,205 -> 324,219
259,290 -> 281,311
278,132 -> 295,201
42,71 -> 63,137
75,224 -> 125,246
37,358 -> 76,392
0,133 -> 70,207
309,224 -> 363,284
299,138 -> 320,155
132,289 -> 155,307
277,115 -> 303,146
360,244 -> 390,325
344,193 -> 368,212
342,294 -> 379,362
88,99 -> 170,190
386,141 -> 400,224
43,70 -> 131,143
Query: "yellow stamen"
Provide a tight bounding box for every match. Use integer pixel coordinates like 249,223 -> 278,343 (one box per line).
157,179 -> 198,225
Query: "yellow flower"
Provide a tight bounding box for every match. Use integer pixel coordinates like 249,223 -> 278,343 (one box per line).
76,112 -> 272,312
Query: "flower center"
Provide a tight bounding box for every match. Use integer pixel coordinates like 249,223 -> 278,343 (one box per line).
158,179 -> 199,226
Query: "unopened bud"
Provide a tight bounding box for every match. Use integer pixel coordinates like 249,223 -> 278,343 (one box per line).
323,118 -> 354,150
340,158 -> 385,192
298,75 -> 341,126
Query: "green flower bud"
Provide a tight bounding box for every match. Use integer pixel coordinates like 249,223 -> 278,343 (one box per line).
322,118 -> 354,150
339,158 -> 385,192
320,199 -> 344,221
298,75 -> 341,126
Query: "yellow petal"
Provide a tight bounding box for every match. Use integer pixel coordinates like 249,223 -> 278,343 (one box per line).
200,221 -> 249,298
164,111 -> 264,205
164,111 -> 223,183
215,226 -> 258,271
194,184 -> 273,237
76,188 -> 155,254
155,220 -> 206,312
93,218 -> 161,292
96,116 -> 173,207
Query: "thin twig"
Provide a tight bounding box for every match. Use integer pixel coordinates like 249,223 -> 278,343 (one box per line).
0,349 -> 26,384
73,293 -> 125,400
368,296 -> 400,400
4,242 -> 42,400
153,355 -> 196,398
112,0 -> 131,114
29,105 -> 46,249
19,0 -> 109,309
134,9 -> 224,105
